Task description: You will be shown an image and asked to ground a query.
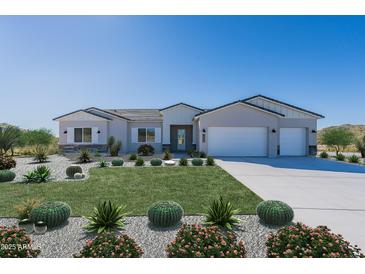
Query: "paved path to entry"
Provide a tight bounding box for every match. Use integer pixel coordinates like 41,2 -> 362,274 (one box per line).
217,157 -> 365,249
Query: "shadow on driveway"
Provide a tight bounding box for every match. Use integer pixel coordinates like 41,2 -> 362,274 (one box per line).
216,157 -> 365,174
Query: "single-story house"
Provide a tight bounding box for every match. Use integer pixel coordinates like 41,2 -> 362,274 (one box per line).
53,95 -> 324,157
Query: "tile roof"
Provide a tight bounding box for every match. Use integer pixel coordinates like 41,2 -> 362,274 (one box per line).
105,109 -> 163,121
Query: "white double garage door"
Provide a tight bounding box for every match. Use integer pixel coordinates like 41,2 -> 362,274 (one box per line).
207,127 -> 307,157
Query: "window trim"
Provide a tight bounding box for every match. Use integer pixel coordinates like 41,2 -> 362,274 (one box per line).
74,127 -> 92,143
136,127 -> 156,143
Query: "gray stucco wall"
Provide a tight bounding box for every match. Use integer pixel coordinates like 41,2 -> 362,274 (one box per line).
107,119 -> 128,153
59,120 -> 108,145
127,121 -> 163,153
196,103 -> 319,157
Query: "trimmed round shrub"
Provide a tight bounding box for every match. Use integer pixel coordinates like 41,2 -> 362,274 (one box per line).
0,156 -> 16,170
179,157 -> 188,166
74,173 -> 84,179
267,222 -> 364,258
129,154 -> 137,160
148,201 -> 183,227
66,165 -> 82,178
30,201 -> 71,228
256,200 -> 294,226
192,158 -> 203,166
137,144 -> 154,156
0,226 -> 40,258
0,170 -> 16,182
319,151 -> 328,158
111,159 -> 124,166
74,232 -> 143,258
135,157 -> 144,166
166,224 -> 246,258
150,158 -> 162,166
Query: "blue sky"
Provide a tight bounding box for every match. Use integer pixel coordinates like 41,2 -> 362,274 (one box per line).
0,16 -> 364,135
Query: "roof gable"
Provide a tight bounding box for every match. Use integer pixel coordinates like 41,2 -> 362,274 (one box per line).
53,110 -> 112,121
160,102 -> 204,112
244,95 -> 324,119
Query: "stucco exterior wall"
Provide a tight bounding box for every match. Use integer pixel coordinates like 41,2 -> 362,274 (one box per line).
59,120 -> 108,145
197,104 -> 280,157
161,106 -> 201,145
127,121 -> 163,153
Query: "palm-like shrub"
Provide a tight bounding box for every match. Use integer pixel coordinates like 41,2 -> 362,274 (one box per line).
74,232 -> 143,258
110,140 -> 122,156
137,144 -> 154,156
0,226 -> 40,258
192,158 -> 203,166
206,156 -> 215,166
166,225 -> 246,258
30,201 -> 71,228
0,125 -> 21,156
135,157 -> 144,166
78,149 -> 91,163
66,165 -> 82,178
348,154 -> 360,163
33,145 -> 48,163
83,201 -> 128,233
23,165 -> 51,183
107,136 -> 115,154
267,222 -> 364,258
179,157 -> 188,166
256,200 -> 294,226
98,160 -> 109,168
336,153 -> 345,161
14,198 -> 41,220
150,158 -> 162,166
163,150 -> 171,160
0,156 -> 16,170
148,201 -> 183,227
319,151 -> 328,158
204,196 -> 240,230
111,159 -> 124,166
200,151 -> 207,158
0,170 -> 16,182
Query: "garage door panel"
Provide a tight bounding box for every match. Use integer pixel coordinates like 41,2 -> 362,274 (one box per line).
208,127 -> 268,156
280,128 -> 306,156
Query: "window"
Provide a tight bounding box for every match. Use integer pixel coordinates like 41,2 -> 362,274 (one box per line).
147,128 -> 155,142
138,128 -> 146,142
202,133 -> 206,143
74,128 -> 92,143
137,128 -> 155,143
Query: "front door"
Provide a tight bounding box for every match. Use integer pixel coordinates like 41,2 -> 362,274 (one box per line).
177,129 -> 186,151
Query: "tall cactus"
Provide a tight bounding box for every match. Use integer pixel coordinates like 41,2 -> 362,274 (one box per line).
30,201 -> 71,228
256,200 -> 294,226
148,201 -> 183,227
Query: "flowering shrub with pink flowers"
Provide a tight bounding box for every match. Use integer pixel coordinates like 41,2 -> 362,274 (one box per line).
73,232 -> 143,258
266,222 -> 364,258
0,226 -> 40,258
166,224 -> 246,258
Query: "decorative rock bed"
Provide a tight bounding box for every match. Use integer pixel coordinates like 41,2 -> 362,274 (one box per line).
0,215 -> 277,258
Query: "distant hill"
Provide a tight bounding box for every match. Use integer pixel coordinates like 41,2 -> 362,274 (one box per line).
319,124 -> 365,143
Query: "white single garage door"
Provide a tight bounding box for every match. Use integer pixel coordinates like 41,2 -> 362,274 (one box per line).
280,128 -> 307,156
208,127 -> 268,156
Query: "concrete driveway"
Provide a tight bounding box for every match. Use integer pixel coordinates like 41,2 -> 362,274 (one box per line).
217,157 -> 365,249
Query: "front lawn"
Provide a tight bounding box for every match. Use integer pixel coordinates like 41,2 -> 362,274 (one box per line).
0,166 -> 262,216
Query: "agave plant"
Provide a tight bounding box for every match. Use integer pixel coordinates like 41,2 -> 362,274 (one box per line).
78,149 -> 91,163
98,160 -> 109,168
83,201 -> 128,233
23,165 -> 51,183
204,196 -> 240,230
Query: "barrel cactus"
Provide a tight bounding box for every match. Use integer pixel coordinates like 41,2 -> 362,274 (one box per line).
256,200 -> 294,226
30,201 -> 71,228
111,159 -> 124,166
66,165 -> 82,178
150,158 -> 162,166
74,173 -> 84,180
148,201 -> 184,227
0,170 -> 16,182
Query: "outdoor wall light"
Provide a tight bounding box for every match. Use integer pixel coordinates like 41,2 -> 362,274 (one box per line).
63,130 -> 67,134
272,129 -> 276,133
97,130 -> 101,134
312,130 -> 317,133
202,129 -> 206,133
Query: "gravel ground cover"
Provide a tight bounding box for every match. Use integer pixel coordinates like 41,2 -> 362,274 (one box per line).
10,155 -> 98,182
0,215 -> 277,258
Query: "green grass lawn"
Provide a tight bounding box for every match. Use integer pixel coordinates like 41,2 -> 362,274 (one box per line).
0,166 -> 262,217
